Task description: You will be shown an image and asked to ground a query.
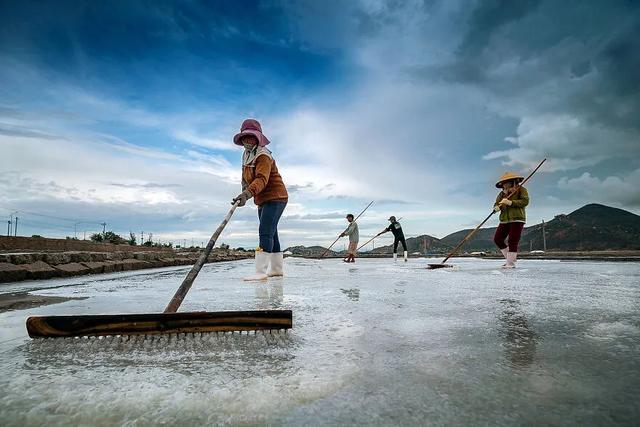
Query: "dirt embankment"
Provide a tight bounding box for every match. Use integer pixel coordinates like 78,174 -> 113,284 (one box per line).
0,249 -> 253,283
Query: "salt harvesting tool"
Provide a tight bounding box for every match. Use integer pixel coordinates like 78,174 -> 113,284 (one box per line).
26,201 -> 293,338
320,200 -> 374,258
427,158 -> 547,270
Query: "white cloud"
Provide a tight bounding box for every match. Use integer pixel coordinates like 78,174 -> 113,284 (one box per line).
484,114 -> 639,172
558,170 -> 640,207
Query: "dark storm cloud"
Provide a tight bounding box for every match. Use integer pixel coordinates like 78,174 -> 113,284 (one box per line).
458,0 -> 541,61
408,0 -> 640,173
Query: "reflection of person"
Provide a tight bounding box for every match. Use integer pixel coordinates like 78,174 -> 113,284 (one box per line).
340,214 -> 359,263
255,283 -> 284,310
231,119 -> 288,281
498,299 -> 537,368
381,216 -> 407,262
493,172 -> 529,268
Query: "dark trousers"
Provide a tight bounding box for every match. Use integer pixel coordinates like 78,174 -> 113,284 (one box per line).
258,201 -> 287,253
393,236 -> 407,253
493,222 -> 525,252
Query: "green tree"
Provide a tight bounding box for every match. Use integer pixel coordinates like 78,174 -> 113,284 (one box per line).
91,231 -> 127,244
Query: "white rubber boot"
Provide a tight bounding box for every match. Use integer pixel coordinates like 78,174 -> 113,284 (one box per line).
393,253 -> 398,262
500,247 -> 508,266
403,251 -> 408,262
268,252 -> 284,277
244,251 -> 269,281
502,251 -> 517,269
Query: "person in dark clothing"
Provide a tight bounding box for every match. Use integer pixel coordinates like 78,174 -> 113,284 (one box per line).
381,216 -> 407,262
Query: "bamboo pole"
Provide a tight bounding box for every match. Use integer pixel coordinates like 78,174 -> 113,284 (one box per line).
164,202 -> 239,313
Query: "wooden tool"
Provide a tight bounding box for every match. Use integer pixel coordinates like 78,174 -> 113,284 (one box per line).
27,202 -> 292,338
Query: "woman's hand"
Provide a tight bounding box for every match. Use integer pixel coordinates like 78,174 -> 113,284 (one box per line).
232,190 -> 253,207
499,198 -> 513,206
493,205 -> 501,212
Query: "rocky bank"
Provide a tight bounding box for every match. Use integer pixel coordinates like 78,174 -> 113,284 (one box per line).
0,249 -> 253,283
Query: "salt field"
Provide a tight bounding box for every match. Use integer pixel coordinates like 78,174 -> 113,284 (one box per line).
1,257 -> 639,425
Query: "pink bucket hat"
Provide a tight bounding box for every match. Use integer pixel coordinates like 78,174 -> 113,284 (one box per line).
233,119 -> 271,147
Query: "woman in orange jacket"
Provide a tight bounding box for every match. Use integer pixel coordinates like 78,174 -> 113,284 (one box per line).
232,119 -> 288,280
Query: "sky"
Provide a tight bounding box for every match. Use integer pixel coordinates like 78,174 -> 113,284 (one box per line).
1,0 -> 639,250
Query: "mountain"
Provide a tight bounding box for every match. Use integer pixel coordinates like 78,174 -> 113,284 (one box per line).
520,204 -> 640,251
441,203 -> 640,252
440,228 -> 497,252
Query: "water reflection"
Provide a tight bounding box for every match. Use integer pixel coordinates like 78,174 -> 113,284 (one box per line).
498,299 -> 538,369
254,283 -> 283,309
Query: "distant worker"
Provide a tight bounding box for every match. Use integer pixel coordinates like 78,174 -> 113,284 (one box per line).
232,119 -> 288,280
381,216 -> 407,262
493,171 -> 529,268
340,214 -> 359,263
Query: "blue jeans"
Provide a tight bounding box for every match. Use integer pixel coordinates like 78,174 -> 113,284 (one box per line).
258,201 -> 287,253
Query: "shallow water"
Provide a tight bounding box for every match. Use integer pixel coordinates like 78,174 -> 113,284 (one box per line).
1,257 -> 639,425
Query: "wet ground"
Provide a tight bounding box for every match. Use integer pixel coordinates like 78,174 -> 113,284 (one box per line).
1,257 -> 639,425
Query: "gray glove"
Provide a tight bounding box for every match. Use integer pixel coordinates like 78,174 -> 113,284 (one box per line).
232,190 -> 253,207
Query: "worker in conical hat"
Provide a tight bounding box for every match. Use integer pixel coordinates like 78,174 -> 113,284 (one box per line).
380,216 -> 408,262
493,172 -> 529,268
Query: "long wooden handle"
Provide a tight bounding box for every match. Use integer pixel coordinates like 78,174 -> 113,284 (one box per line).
357,229 -> 385,251
164,202 -> 239,313
320,200 -> 374,258
439,158 -> 546,264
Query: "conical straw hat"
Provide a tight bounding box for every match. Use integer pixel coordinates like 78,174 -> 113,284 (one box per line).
495,172 -> 524,188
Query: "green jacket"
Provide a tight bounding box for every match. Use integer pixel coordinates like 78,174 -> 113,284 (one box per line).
495,187 -> 529,223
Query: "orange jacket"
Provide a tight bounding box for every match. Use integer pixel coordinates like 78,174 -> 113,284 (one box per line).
242,155 -> 288,206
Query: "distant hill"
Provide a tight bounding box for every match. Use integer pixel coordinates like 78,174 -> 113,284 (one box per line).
441,203 -> 640,252
440,228 -> 497,252
520,204 -> 640,251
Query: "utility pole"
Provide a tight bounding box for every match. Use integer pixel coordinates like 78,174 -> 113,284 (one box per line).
542,219 -> 547,251
9,211 -> 18,236
14,217 -> 18,236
